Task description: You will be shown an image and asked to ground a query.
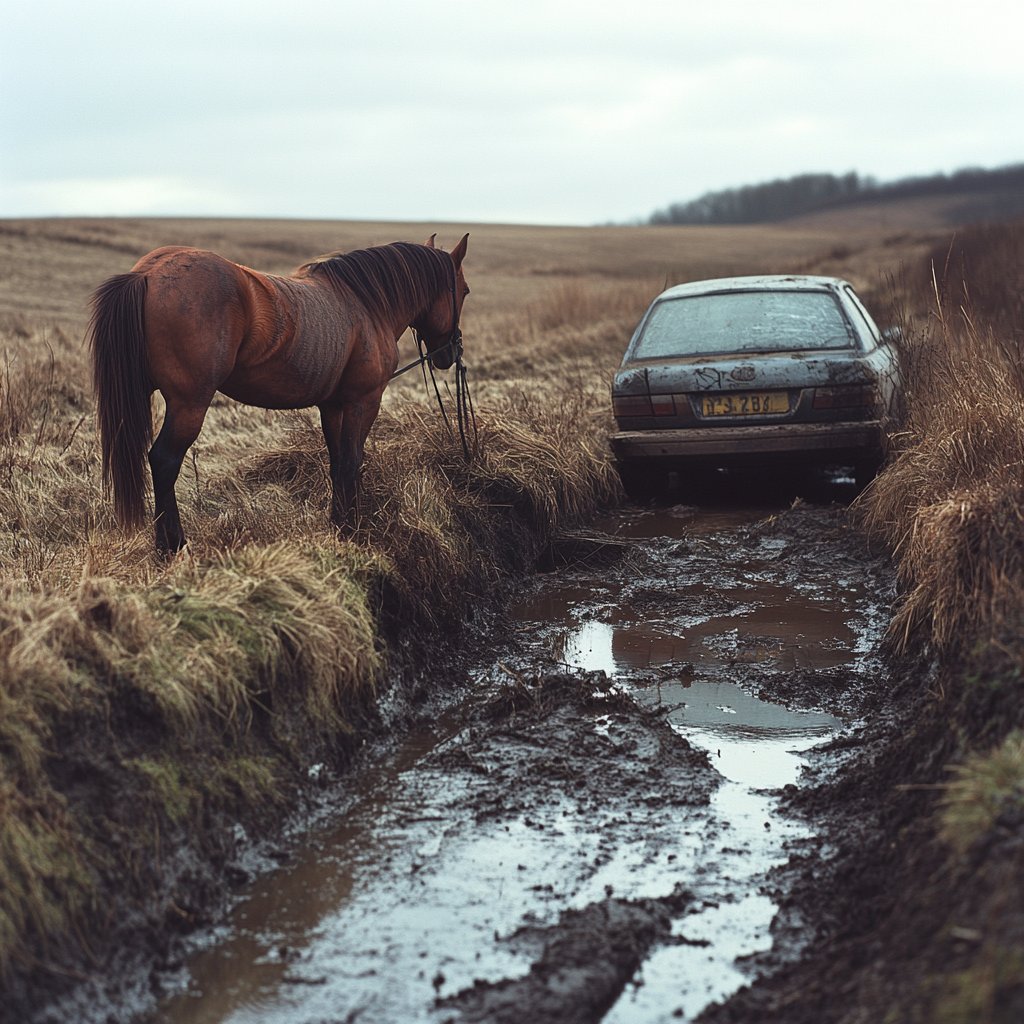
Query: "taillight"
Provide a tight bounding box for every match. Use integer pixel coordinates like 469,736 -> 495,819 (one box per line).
613,394 -> 653,417
651,395 -> 676,416
813,385 -> 876,409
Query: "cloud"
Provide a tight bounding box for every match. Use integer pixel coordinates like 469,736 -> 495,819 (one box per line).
0,176 -> 247,217
2,0 -> 1023,222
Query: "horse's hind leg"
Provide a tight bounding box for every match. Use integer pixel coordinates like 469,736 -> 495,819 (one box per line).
319,404 -> 356,529
148,398 -> 210,553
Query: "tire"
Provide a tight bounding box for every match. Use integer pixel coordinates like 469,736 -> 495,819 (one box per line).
616,462 -> 663,501
854,459 -> 880,490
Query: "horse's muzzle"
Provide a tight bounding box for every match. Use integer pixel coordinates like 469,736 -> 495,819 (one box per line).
431,329 -> 463,370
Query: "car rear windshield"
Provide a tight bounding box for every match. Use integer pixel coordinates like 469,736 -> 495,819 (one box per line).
632,290 -> 856,359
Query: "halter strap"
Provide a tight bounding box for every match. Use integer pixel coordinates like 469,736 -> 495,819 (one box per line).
389,245 -> 477,459
390,332 -> 460,378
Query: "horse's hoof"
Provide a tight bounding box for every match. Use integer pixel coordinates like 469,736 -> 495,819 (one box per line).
155,535 -> 188,559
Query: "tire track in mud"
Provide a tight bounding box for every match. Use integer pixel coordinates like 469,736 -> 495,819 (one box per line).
147,489 -> 893,1024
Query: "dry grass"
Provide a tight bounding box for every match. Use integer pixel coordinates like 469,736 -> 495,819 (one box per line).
857,223 -> 1024,655
0,211 -> 942,981
919,221 -> 1024,341
0,538 -> 382,974
854,221 -> 1024,871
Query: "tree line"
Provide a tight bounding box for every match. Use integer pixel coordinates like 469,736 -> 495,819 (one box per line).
649,164 -> 1024,225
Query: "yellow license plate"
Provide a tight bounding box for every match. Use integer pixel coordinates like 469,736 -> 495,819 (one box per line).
701,392 -> 788,416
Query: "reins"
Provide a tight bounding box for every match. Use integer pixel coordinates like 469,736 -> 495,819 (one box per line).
389,334 -> 459,379
390,250 -> 477,461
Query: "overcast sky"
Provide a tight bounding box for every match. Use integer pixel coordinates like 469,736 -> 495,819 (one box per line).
2,0 -> 1022,224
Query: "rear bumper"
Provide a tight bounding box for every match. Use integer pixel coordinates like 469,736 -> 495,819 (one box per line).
610,421 -> 885,461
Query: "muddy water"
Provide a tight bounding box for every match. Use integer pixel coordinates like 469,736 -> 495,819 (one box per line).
154,499 -> 887,1024
510,506 -> 859,1020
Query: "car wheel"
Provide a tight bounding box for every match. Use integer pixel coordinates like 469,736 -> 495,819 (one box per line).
616,462 -> 663,501
854,459 -> 880,490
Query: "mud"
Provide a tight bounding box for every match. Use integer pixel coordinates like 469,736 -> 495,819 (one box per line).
439,893 -> 687,1024
118,472 -> 899,1024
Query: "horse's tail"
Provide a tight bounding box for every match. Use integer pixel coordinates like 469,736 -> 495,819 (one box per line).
89,272 -> 152,530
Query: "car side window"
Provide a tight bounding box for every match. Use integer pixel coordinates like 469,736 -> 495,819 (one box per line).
843,287 -> 881,348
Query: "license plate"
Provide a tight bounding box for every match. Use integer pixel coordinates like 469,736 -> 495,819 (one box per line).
701,392 -> 788,417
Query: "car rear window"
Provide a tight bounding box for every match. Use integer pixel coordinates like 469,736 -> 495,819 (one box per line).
632,290 -> 856,359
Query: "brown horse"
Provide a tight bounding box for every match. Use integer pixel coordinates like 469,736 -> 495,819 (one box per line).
89,234 -> 470,553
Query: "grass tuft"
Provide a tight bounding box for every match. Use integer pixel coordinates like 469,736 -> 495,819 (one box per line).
939,731 -> 1024,856
0,539 -> 383,976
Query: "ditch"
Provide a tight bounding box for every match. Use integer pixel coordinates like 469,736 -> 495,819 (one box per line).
140,475 -> 894,1024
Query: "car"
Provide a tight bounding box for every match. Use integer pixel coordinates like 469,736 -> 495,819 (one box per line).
610,274 -> 898,493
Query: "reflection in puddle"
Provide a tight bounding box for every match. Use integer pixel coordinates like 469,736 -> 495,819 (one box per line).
516,586 -> 862,675
533,605 -> 843,1022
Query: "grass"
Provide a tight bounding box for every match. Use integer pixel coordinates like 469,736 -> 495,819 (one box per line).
858,313 -> 1024,654
0,538 -> 382,973
855,220 -> 1024,880
0,210 -> 958,992
857,221 -> 1024,657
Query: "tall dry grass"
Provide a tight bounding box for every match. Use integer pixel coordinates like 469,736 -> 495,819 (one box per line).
857,220 -> 1024,657
833,225 -> 1024,1008
921,221 -> 1024,341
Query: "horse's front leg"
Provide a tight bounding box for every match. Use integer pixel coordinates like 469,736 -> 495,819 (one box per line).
319,392 -> 383,531
148,397 -> 210,554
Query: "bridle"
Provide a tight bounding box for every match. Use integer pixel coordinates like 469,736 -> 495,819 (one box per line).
390,249 -> 477,459
391,251 -> 462,378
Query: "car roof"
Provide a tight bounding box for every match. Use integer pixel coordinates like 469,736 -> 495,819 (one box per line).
655,274 -> 853,300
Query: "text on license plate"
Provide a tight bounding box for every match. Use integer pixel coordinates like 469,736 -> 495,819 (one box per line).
702,392 -> 788,416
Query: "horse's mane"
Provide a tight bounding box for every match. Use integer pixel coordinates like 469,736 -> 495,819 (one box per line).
302,242 -> 452,320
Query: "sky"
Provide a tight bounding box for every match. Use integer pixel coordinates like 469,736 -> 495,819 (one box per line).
2,0 -> 1023,225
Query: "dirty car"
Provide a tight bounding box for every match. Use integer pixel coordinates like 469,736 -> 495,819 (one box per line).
610,275 -> 898,491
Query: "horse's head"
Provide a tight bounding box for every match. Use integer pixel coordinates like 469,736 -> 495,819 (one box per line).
415,233 -> 470,370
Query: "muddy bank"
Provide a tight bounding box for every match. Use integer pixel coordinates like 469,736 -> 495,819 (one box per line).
2,565 -> 535,1024
1,619 -> 464,1024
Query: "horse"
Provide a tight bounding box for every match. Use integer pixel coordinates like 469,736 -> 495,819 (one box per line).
89,233 -> 470,553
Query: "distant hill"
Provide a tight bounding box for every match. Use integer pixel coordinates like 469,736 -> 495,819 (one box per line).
650,164 -> 1024,226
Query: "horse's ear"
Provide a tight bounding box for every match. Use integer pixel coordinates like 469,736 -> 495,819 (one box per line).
424,233 -> 437,248
451,233 -> 469,268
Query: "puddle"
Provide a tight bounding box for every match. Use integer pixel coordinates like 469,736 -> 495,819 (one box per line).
507,504 -> 864,1021
152,502 -> 887,1024
593,504 -> 775,540
155,697 -> 724,1024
